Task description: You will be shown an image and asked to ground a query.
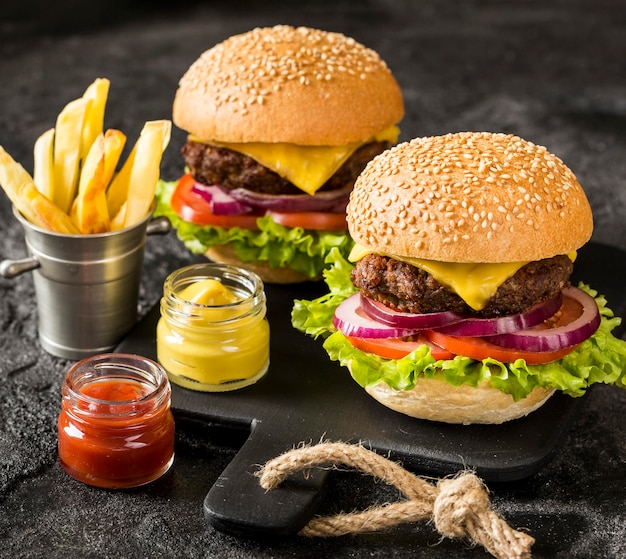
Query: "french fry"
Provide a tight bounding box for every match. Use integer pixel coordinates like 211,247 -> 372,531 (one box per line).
106,144 -> 135,220
33,127 -> 55,199
97,128 -> 127,224
0,146 -> 80,234
109,201 -> 127,231
28,185 -> 81,235
117,119 -> 171,229
72,134 -> 110,234
102,129 -> 126,187
80,78 -> 110,162
52,97 -> 89,214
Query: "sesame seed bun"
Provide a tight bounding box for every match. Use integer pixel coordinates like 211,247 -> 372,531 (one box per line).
172,25 -> 404,145
364,376 -> 555,424
347,132 -> 594,263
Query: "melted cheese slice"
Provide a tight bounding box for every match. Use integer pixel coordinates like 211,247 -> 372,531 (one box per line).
348,244 -> 528,311
192,125 -> 400,196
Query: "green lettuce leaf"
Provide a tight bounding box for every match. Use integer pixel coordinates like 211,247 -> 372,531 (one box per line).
155,180 -> 354,279
291,248 -> 626,401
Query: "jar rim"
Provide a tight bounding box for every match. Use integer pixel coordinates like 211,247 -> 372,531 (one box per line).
161,263 -> 267,330
63,353 -> 170,415
163,263 -> 264,308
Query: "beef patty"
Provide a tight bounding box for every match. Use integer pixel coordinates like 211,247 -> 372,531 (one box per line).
181,140 -> 391,195
351,253 -> 573,318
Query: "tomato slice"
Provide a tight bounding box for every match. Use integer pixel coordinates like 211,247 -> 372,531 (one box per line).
266,210 -> 347,231
345,334 -> 455,361
170,174 -> 262,229
424,330 -> 579,364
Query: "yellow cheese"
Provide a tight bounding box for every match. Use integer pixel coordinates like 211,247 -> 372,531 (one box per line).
192,125 -> 399,196
348,244 -> 528,311
404,259 -> 526,311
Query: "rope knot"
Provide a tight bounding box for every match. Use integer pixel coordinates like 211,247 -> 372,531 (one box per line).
258,441 -> 535,559
434,473 -> 491,539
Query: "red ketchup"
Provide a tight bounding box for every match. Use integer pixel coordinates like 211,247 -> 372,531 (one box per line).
58,354 -> 175,489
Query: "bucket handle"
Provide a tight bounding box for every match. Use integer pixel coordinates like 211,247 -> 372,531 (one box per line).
146,216 -> 171,236
0,256 -> 40,279
1,216 -> 172,279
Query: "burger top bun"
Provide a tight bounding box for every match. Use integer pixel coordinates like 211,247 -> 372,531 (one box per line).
348,132 -> 594,263
173,25 -> 404,145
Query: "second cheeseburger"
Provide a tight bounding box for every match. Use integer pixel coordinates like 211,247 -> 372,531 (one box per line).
157,25 -> 404,283
292,131 -> 626,424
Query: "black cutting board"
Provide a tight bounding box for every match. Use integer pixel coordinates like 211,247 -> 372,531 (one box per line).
116,241 -> 626,537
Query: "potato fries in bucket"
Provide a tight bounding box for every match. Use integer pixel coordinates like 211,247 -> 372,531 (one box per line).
0,79 -> 172,358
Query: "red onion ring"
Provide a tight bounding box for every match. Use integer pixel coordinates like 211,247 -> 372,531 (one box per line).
191,183 -> 254,215
226,183 -> 351,213
360,294 -> 465,329
435,293 -> 564,337
487,287 -> 600,352
332,293 -> 422,338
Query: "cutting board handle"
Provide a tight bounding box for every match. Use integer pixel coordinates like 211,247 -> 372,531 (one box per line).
203,421 -> 328,537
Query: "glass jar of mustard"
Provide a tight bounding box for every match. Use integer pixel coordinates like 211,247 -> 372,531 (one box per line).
156,263 -> 270,392
57,353 -> 175,489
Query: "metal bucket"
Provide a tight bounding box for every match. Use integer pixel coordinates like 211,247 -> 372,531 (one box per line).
1,206 -> 170,360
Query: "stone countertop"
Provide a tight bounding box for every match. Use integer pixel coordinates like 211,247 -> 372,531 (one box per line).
1,1 -> 625,558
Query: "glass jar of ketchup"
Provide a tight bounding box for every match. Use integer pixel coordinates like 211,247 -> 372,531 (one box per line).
58,353 -> 175,489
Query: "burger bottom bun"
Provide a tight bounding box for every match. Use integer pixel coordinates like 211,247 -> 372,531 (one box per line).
363,376 -> 555,425
205,244 -> 319,284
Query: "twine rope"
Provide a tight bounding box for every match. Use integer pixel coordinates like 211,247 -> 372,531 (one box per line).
257,441 -> 534,559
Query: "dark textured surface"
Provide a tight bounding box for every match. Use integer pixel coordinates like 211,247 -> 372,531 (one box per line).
0,1 -> 625,558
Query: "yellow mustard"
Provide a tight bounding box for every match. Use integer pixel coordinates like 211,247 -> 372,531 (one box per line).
156,263 -> 270,392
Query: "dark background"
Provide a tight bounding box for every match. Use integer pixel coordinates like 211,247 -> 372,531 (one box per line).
1,1 -> 625,558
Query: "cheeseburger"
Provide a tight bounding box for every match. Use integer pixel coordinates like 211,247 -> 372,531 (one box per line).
293,132 -> 626,424
157,25 -> 404,283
